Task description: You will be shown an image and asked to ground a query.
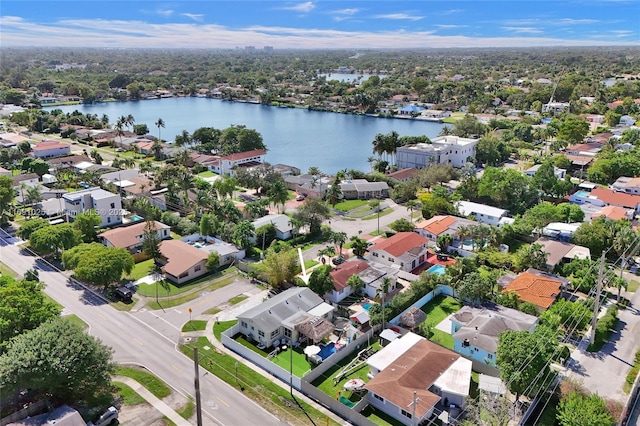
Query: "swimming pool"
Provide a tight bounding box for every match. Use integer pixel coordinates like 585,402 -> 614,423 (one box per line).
362,302 -> 373,312
318,342 -> 337,360
574,190 -> 590,198
130,215 -> 144,222
427,264 -> 446,275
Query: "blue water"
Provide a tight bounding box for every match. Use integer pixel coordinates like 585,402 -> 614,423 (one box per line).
47,98 -> 444,174
427,264 -> 446,275
362,302 -> 373,312
318,342 -> 337,360
574,190 -> 590,197
130,215 -> 144,222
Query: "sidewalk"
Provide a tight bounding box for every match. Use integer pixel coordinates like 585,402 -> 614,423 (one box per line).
113,376 -> 191,426
178,289 -> 348,424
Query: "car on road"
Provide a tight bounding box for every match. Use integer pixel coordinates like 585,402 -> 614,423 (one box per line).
88,406 -> 118,426
332,257 -> 345,265
115,147 -> 124,152
295,194 -> 306,201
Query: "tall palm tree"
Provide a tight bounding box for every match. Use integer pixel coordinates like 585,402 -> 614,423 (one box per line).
151,139 -> 164,161
267,179 -> 288,213
155,118 -> 165,142
125,114 -> 135,132
114,120 -> 125,145
377,277 -> 392,327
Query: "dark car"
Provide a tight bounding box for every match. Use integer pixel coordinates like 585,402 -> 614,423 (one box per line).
114,287 -> 133,302
332,257 -> 346,265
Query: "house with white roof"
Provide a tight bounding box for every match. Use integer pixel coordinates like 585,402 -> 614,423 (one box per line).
251,214 -> 295,242
63,187 -> 122,227
365,332 -> 472,426
455,200 -> 508,226
450,304 -> 538,368
396,136 -> 479,169
237,287 -> 334,348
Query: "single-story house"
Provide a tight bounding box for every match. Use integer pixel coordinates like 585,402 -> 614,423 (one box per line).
100,220 -> 171,253
12,173 -> 39,191
31,140 -> 71,159
251,214 -> 295,242
284,174 -> 331,198
500,268 -> 567,311
159,240 -> 209,284
542,222 -> 582,241
237,287 -> 334,348
365,333 -> 472,426
328,260 -> 399,304
451,304 -> 538,368
611,176 -> 640,195
339,179 -> 389,200
592,205 -> 632,221
386,168 -> 418,183
589,187 -> 640,214
455,200 -> 508,226
524,164 -> 566,180
414,215 -> 476,246
368,232 -> 429,273
7,405 -> 85,426
536,237 -> 591,270
191,238 -> 246,267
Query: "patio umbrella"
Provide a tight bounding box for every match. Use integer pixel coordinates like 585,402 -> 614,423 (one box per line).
304,345 -> 321,356
400,306 -> 427,330
343,379 -> 365,391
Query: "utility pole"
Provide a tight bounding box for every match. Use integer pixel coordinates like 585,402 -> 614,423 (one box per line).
590,253 -> 605,344
407,391 -> 418,426
194,347 -> 203,426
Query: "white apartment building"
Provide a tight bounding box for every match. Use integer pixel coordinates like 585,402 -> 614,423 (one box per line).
396,136 -> 479,169
63,187 -> 122,228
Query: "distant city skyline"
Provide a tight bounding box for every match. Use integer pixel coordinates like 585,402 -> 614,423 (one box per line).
1,1 -> 639,49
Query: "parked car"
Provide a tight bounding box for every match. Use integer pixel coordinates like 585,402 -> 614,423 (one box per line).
295,194 -> 306,201
88,406 -> 118,426
114,287 -> 132,302
332,257 -> 345,265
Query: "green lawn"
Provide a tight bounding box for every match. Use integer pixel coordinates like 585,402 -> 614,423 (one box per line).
334,199 -> 368,211
269,347 -> 312,378
0,262 -> 18,278
115,366 -> 171,399
181,320 -> 208,332
311,342 -> 382,399
362,208 -> 394,221
113,381 -> 146,406
304,259 -> 319,269
628,280 -> 640,293
203,307 -> 222,315
110,297 -> 137,312
125,259 -> 155,281
136,267 -> 237,298
63,314 -> 88,330
176,398 -> 195,420
198,170 -> 216,178
360,405 -> 407,426
145,274 -> 237,310
213,320 -> 238,341
180,337 -> 340,426
228,295 -> 248,305
421,295 -> 462,324
430,329 -> 455,350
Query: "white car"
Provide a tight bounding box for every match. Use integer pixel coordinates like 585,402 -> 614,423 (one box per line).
87,406 -> 118,426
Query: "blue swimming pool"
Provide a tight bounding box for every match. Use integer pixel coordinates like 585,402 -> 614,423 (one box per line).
362,302 -> 373,312
574,190 -> 590,198
427,264 -> 446,275
130,215 -> 144,222
318,342 -> 337,360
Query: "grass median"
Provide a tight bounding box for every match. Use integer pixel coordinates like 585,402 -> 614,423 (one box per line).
146,274 -> 238,310
114,366 -> 171,399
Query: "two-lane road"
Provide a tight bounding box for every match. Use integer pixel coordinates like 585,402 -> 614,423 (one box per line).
0,238 -> 285,426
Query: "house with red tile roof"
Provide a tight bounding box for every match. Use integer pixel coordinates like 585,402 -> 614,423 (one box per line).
327,260 -> 399,303
590,187 -> 640,214
386,168 -> 418,183
218,149 -> 266,176
31,140 -> 71,159
414,215 -> 476,245
591,205 -> 632,221
159,240 -> 209,284
500,268 -> 566,310
368,232 -> 428,272
100,220 -> 171,253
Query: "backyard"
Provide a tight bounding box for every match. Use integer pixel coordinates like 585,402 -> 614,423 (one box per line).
419,294 -> 462,350
232,333 -> 312,377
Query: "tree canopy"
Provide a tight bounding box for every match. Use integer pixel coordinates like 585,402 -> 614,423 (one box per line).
308,264 -> 335,296
62,243 -> 134,289
73,209 -> 102,243
556,390 -> 615,426
30,223 -> 82,257
0,318 -> 114,404
258,244 -> 299,288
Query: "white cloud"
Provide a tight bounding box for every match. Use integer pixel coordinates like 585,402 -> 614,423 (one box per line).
279,2 -> 315,13
442,9 -> 463,15
0,16 -> 636,49
182,13 -> 204,22
331,8 -> 359,16
373,13 -> 423,21
156,9 -> 174,17
556,18 -> 599,25
435,24 -> 469,29
502,27 -> 544,35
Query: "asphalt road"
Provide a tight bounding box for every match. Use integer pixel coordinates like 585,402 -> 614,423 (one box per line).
0,233 -> 285,426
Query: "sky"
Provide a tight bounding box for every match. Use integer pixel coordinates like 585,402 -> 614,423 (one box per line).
1,0 -> 639,49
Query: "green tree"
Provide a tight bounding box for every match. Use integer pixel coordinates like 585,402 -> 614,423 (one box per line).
389,218 -> 415,233
16,218 -> 49,240
255,223 -> 277,251
199,213 -> 217,237
155,117 -> 165,141
556,390 -> 614,426
292,199 -> 330,235
30,223 -> 81,257
0,276 -> 60,350
73,209 -> 102,243
308,264 -> 334,297
233,220 -> 255,250
557,117 -> 589,145
259,245 -> 299,288
496,329 -> 557,401
478,167 -> 538,215
141,220 -> 162,270
347,274 -> 365,294
267,179 -> 289,213
206,251 -> 220,272
0,318 -> 114,404
62,243 -> 134,289
513,243 -> 547,272
350,236 -> 368,257
0,176 -> 15,225
457,271 -> 496,304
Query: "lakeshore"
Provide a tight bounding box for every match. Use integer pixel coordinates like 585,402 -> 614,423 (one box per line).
46,97 -> 445,174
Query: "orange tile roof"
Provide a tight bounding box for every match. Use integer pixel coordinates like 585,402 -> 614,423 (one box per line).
100,220 -> 169,248
329,260 -> 369,290
591,187 -> 640,209
33,140 -> 70,151
371,232 -> 427,257
415,215 -> 457,237
159,240 -> 209,277
502,272 -> 562,309
592,205 -> 629,221
222,149 -> 267,162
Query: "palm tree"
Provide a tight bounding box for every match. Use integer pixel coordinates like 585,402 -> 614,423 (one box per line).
114,120 -> 125,145
329,231 -> 347,258
377,277 -> 392,327
125,114 -> 135,132
367,156 -> 376,173
151,139 -> 164,161
267,179 -> 288,213
155,118 -> 165,142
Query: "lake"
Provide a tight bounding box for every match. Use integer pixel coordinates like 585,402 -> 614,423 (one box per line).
47,98 -> 444,174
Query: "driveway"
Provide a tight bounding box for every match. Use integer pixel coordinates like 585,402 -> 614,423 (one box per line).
567,289 -> 640,403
